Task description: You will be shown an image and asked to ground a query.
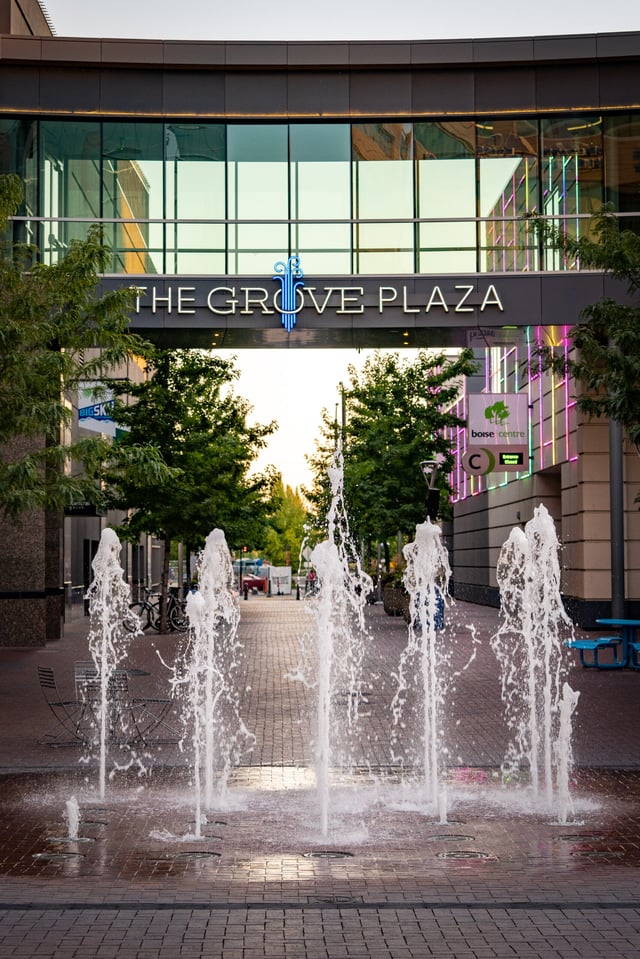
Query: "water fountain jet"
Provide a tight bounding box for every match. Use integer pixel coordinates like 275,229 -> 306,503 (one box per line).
490,504 -> 579,819
84,527 -> 139,799
172,529 -> 254,837
303,447 -> 372,836
392,519 -> 451,819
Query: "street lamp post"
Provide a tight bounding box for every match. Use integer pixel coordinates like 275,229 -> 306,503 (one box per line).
420,457 -> 444,521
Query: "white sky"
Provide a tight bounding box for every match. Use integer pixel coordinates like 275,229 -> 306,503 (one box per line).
42,1 -> 636,42
40,1 -> 637,490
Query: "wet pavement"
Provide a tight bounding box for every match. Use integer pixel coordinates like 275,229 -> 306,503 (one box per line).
1,597 -> 640,957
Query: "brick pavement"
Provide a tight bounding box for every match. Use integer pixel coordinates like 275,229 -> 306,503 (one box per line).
1,596 -> 640,957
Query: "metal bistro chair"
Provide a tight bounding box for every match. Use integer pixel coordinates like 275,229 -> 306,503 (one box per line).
74,661 -> 178,747
37,665 -> 91,746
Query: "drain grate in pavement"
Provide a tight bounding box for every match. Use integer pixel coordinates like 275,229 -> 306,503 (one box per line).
49,836 -> 94,844
436,850 -> 495,860
310,895 -> 364,904
426,834 -> 476,842
303,850 -> 354,859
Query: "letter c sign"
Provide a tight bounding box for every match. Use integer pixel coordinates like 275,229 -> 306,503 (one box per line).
462,447 -> 496,476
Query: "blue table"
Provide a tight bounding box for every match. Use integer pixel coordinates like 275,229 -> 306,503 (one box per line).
596,618 -> 640,669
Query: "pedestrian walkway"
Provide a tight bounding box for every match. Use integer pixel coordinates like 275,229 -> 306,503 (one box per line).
1,597 -> 640,957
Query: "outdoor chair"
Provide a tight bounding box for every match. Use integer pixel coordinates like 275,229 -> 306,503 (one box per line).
74,661 -> 179,747
37,665 -> 91,746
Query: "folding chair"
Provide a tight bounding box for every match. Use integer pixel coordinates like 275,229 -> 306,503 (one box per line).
74,661 -> 178,746
102,664 -> 179,745
37,665 -> 90,746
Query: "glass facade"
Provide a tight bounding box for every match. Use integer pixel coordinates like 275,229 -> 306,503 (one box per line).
1,114 -> 637,276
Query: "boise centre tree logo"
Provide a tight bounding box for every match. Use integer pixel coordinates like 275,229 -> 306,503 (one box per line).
484,399 -> 510,425
273,256 -> 305,332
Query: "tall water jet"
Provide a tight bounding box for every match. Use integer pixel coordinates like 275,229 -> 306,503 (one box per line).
305,446 -> 372,836
490,504 -> 579,817
392,519 -> 451,819
85,527 -> 138,799
173,529 -> 253,835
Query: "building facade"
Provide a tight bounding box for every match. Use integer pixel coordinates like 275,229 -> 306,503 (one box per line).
1,2 -> 640,639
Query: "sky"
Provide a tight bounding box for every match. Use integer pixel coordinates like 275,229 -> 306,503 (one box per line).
40,0 -> 637,490
42,1 -> 636,43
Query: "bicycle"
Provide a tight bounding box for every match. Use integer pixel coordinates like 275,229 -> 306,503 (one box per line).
126,589 -> 189,633
162,592 -> 189,633
126,587 -> 159,633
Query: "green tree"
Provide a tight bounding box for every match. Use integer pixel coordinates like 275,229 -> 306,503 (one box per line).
105,348 -> 277,629
306,349 -> 477,568
262,479 -> 310,568
0,174 -> 170,520
535,210 -> 640,445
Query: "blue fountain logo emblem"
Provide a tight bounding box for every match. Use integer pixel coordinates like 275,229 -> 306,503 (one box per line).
273,256 -> 305,332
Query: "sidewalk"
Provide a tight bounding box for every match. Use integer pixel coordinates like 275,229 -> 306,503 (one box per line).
1,597 -> 640,957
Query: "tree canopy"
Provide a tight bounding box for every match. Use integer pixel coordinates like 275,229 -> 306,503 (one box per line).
105,348 -> 278,612
306,349 -> 477,554
262,480 -> 310,568
0,173 -> 171,521
536,210 -> 640,446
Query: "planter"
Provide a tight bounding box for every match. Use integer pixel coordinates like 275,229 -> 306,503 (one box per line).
382,585 -> 409,618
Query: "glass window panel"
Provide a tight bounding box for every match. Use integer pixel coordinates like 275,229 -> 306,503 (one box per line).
417,158 -> 476,273
167,224 -> 226,274
292,159 -> 350,219
541,115 -> 603,270
0,118 -> 37,248
290,123 -> 350,162
227,124 -> 287,162
227,223 -> 289,275
476,118 -> 538,158
604,114 -> 640,235
103,122 -> 164,274
291,158 -> 351,274
227,125 -> 288,272
294,223 -> 351,274
39,121 -> 100,263
355,221 -> 414,274
477,119 -> 539,273
165,125 -> 226,275
353,125 -> 414,273
414,120 -> 475,159
479,157 -> 539,272
166,123 -> 225,162
352,122 -> 413,161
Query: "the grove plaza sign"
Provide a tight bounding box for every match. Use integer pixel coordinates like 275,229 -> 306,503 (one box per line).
103,266 -> 622,347
131,280 -> 504,319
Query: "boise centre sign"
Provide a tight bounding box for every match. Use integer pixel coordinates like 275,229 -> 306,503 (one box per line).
462,393 -> 530,475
